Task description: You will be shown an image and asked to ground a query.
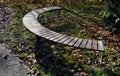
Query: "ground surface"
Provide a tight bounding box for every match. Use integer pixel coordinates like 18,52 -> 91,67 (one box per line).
0,4 -> 29,76
0,44 -> 28,76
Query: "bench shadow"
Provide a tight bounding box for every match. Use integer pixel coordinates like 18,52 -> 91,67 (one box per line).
34,36 -> 74,76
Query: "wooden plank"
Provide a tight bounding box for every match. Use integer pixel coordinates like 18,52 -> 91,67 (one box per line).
35,10 -> 44,14
29,20 -> 40,25
41,30 -> 55,36
45,32 -> 59,38
35,29 -> 51,35
30,27 -> 47,32
23,22 -> 43,29
45,33 -> 60,39
53,35 -> 66,42
23,17 -> 40,25
41,31 -> 56,37
86,40 -> 92,49
32,28 -> 47,34
27,25 -> 46,30
30,11 -> 39,18
24,14 -> 34,17
41,33 -> 54,38
23,20 -> 32,25
92,39 -> 98,50
38,29 -> 51,32
58,36 -> 71,43
49,34 -> 63,40
68,38 -> 79,46
23,17 -> 33,21
31,26 -> 46,31
42,7 -> 61,12
98,40 -> 104,51
38,32 -> 51,37
74,39 -> 83,47
80,39 -> 87,48
63,37 -> 74,45
28,28 -> 49,36
25,11 -> 36,18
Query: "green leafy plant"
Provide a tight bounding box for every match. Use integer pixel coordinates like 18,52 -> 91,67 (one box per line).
100,5 -> 111,18
100,0 -> 120,33
19,53 -> 28,59
63,46 -> 71,51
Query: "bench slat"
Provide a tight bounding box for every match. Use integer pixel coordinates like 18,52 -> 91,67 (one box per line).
92,40 -> 98,50
45,33 -> 60,39
41,32 -> 57,37
68,38 -> 79,46
80,39 -> 87,48
25,24 -> 44,29
36,30 -> 53,36
49,34 -> 63,40
58,36 -> 71,43
98,40 -> 104,51
74,39 -> 82,47
86,40 -> 92,49
63,37 -> 74,45
29,28 -> 49,35
53,35 -> 66,42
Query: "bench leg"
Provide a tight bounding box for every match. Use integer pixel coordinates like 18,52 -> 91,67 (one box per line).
36,35 -> 41,45
35,35 -> 42,50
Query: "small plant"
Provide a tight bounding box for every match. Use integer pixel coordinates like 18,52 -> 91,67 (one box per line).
32,64 -> 41,71
63,46 -> 71,51
62,54 -> 74,65
19,53 -> 28,59
92,67 -> 103,76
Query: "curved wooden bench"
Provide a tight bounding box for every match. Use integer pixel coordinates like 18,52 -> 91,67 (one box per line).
23,6 -> 105,51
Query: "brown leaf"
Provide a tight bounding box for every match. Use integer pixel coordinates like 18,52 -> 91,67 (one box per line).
80,72 -> 89,76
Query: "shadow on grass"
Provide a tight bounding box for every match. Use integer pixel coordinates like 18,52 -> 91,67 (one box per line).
34,36 -> 118,76
34,36 -> 74,76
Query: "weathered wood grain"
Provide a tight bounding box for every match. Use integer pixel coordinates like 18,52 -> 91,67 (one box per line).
45,33 -> 60,39
58,36 -> 71,43
41,31 -> 56,37
92,39 -> 98,50
80,39 -> 87,48
74,39 -> 83,47
53,35 -> 66,42
49,34 -> 63,40
68,38 -> 79,46
98,40 -> 104,51
86,40 -> 92,49
63,37 -> 74,45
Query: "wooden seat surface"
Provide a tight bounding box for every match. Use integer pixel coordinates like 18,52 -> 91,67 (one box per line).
23,6 -> 105,51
